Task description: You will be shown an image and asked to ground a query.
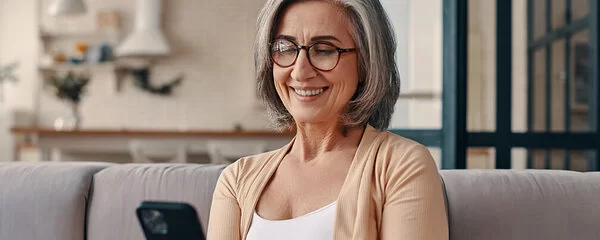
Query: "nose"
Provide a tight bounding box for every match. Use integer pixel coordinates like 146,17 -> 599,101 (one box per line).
290,49 -> 317,82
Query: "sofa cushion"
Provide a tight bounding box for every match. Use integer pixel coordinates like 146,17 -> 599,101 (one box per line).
440,170 -> 600,240
86,164 -> 225,240
0,162 -> 113,240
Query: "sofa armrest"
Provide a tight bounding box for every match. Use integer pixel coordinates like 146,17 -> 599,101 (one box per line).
0,162 -> 113,240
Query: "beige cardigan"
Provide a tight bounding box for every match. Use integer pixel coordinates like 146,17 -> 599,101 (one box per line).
207,125 -> 449,239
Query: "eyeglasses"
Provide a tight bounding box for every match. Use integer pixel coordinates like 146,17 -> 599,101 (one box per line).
270,38 -> 356,71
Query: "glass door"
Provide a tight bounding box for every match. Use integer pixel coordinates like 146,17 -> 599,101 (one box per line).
442,0 -> 599,170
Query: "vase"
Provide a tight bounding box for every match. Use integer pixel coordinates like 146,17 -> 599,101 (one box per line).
71,102 -> 82,130
53,102 -> 82,131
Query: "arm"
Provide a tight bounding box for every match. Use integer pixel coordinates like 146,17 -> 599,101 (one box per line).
207,164 -> 242,240
381,145 -> 449,240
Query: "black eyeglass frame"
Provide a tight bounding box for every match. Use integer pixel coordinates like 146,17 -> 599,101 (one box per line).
270,39 -> 357,71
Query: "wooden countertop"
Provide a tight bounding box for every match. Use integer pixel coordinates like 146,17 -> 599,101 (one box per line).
11,127 -> 294,138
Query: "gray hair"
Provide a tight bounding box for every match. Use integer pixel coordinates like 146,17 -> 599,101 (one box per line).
255,0 -> 400,131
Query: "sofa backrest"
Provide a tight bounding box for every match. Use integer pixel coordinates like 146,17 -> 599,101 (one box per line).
0,162 -> 113,240
4,162 -> 598,240
86,164 -> 225,240
440,170 -> 600,240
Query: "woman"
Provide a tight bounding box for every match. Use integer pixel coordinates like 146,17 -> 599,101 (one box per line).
207,0 -> 449,239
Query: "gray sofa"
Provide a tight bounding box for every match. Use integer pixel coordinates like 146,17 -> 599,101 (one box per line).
1,162 -> 599,240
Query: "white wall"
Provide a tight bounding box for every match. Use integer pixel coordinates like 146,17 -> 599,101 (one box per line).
384,0 -> 442,130
1,0 -> 428,161
1,0 -> 442,133
33,0 -> 270,131
0,0 -> 39,161
0,0 -> 39,113
381,0 -> 411,129
407,0 -> 442,129
382,0 -> 442,168
2,0 -> 530,168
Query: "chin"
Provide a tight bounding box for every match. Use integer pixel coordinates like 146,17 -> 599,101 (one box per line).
289,111 -> 328,125
291,116 -> 324,124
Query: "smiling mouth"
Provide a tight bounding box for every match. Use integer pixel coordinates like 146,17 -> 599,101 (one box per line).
291,87 -> 329,97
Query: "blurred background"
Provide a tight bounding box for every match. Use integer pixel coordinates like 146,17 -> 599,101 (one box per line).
0,0 -> 597,171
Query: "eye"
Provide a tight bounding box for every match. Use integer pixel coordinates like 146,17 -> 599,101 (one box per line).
272,40 -> 296,54
312,44 -> 337,56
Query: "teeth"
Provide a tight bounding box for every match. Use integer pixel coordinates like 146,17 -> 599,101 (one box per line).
294,88 -> 324,97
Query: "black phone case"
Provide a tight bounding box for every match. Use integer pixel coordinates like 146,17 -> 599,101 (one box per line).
136,201 -> 206,240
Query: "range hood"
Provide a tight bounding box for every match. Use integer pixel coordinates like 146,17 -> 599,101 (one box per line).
116,0 -> 170,57
48,0 -> 87,16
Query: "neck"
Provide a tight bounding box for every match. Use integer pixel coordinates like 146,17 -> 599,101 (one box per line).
291,122 -> 365,162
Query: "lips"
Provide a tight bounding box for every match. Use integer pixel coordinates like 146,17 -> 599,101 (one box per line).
291,87 -> 328,97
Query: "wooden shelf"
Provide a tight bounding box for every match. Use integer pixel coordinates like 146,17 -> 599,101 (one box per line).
39,62 -> 116,71
40,31 -> 111,39
11,127 -> 295,138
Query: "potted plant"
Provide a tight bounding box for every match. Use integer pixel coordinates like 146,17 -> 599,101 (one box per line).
47,71 -> 90,130
0,62 -> 19,103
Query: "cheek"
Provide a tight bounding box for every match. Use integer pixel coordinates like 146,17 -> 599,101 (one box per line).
334,61 -> 359,93
272,67 -> 290,98
273,67 -> 288,85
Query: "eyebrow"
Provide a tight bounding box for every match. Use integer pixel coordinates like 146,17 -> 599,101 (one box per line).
275,34 -> 342,43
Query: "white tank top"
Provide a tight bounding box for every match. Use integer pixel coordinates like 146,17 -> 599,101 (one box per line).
246,202 -> 337,240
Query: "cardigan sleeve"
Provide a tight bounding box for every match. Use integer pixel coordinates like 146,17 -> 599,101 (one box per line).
207,162 -> 242,240
380,145 -> 449,240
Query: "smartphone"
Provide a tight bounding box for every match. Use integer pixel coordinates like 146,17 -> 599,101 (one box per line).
136,201 -> 206,240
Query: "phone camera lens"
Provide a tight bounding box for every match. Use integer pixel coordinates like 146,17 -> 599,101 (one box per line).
141,209 -> 168,235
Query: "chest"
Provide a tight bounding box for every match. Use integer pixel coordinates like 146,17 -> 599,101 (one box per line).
246,202 -> 338,240
255,154 -> 353,220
